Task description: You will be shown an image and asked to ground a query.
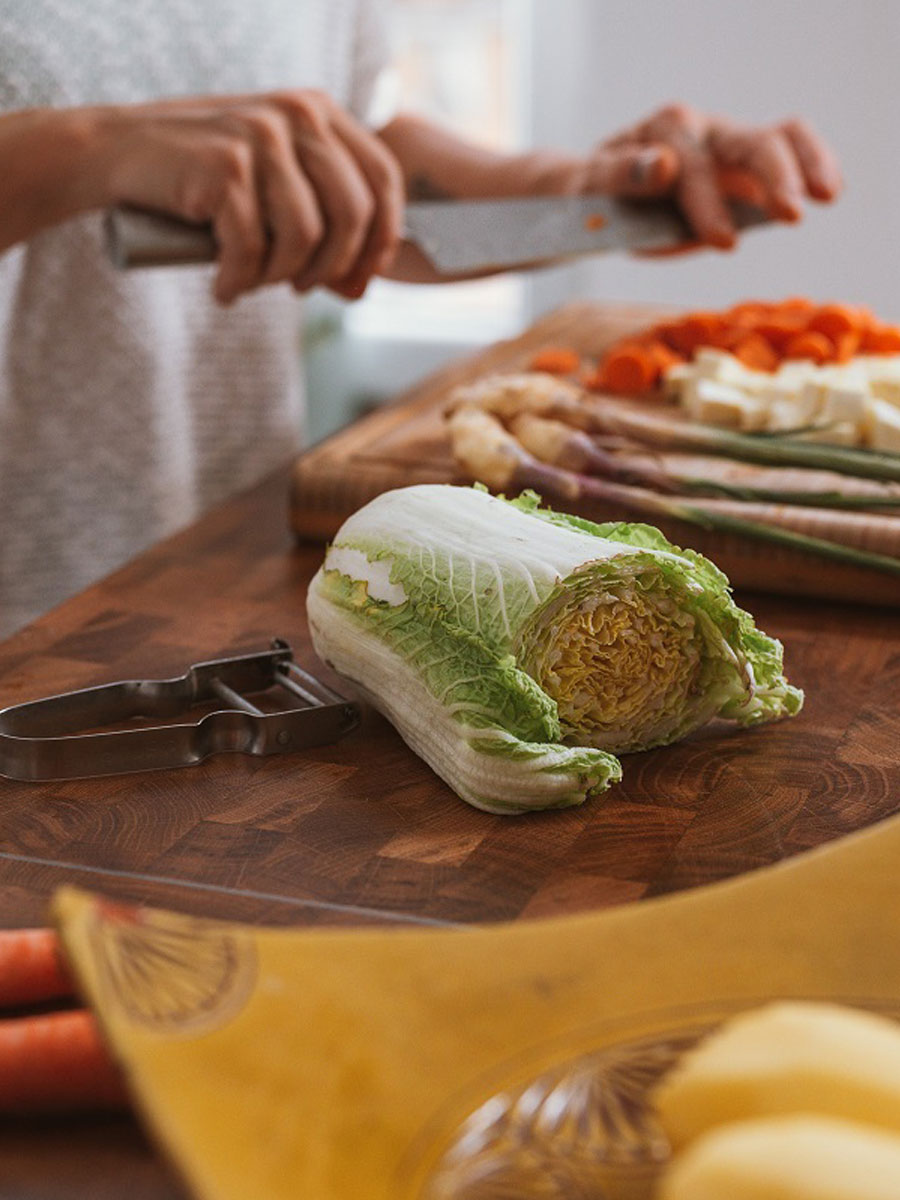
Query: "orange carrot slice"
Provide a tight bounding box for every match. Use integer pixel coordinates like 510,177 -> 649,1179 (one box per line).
755,315 -> 809,352
678,312 -> 727,353
808,304 -> 863,341
783,330 -> 834,363
778,296 -> 816,313
529,347 -> 582,375
594,343 -> 660,393
645,340 -> 685,373
862,325 -> 900,354
732,333 -> 780,372
728,300 -> 776,321
833,330 -> 862,363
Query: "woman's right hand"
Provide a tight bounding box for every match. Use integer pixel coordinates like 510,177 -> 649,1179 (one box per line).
86,90 -> 406,304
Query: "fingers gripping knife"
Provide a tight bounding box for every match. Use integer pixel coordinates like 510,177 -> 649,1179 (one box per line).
103,195 -> 772,274
0,640 -> 359,782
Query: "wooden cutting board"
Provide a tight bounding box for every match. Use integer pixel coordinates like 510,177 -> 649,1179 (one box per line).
290,302 -> 900,606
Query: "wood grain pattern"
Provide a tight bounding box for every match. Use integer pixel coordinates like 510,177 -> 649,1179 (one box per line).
290,301 -> 900,605
0,312 -> 897,1198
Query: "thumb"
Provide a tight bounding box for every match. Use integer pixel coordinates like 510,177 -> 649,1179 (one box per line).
586,143 -> 680,196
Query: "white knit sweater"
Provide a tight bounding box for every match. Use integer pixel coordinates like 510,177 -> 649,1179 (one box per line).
0,0 -> 388,637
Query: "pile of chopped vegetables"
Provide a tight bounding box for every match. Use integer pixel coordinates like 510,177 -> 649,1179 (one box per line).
307,484 -> 802,814
531,298 -> 900,396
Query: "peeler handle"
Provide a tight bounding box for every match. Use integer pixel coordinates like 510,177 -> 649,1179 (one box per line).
0,643 -> 360,782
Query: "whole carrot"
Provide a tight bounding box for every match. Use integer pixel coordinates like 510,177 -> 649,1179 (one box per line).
0,928 -> 74,1009
0,1008 -> 128,1112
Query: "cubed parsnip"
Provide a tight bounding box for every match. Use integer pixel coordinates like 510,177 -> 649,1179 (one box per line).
861,354 -> 900,406
661,361 -> 692,399
659,1115 -> 900,1200
682,378 -> 768,429
764,384 -> 821,431
774,360 -> 824,388
653,1001 -> 900,1150
693,348 -> 757,387
820,384 -> 868,429
866,398 -> 900,453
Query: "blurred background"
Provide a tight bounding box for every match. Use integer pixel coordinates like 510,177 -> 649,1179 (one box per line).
306,0 -> 896,441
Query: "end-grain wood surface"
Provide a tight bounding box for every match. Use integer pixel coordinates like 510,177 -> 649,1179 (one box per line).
0,319 -> 898,1199
2,467 -> 897,934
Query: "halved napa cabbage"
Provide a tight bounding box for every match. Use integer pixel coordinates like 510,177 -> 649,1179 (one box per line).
307,485 -> 802,813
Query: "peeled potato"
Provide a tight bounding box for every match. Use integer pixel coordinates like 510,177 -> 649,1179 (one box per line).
654,1001 -> 900,1151
659,1114 -> 900,1200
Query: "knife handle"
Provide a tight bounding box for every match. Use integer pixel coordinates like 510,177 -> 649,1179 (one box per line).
104,208 -> 217,268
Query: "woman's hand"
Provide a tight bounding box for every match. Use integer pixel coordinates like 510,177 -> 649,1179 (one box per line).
91,90 -> 406,303
579,103 -> 842,250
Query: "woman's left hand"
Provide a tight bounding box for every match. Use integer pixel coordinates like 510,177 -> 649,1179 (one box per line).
578,103 -> 842,249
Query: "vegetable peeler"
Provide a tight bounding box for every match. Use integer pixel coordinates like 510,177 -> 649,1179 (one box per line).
0,640 -> 360,782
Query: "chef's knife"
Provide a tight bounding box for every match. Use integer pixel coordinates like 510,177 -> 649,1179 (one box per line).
104,193 -> 772,275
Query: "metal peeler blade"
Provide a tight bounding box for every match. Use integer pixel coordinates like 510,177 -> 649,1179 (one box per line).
0,639 -> 360,782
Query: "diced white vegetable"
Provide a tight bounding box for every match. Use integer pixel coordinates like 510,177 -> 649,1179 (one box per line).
693,348 -> 742,382
774,360 -> 823,389
683,378 -> 766,429
764,384 -> 821,431
865,399 -> 900,453
869,378 -> 900,407
820,384 -> 868,431
661,361 -> 693,399
673,347 -> 900,447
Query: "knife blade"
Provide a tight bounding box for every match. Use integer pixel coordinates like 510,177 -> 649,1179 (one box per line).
104,194 -> 772,275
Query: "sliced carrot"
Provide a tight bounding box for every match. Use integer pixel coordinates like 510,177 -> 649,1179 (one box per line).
726,303 -> 773,332
0,929 -> 74,1009
706,324 -> 749,351
777,296 -> 816,313
754,315 -> 809,352
807,304 -> 863,341
652,314 -> 724,355
529,346 -> 582,375
648,321 -> 688,354
0,1009 -> 128,1112
833,330 -> 861,363
645,340 -> 685,373
728,300 -> 777,321
594,343 -> 660,394
732,333 -> 780,373
584,213 -> 608,231
783,330 -> 834,363
680,312 -> 727,352
861,325 -> 900,354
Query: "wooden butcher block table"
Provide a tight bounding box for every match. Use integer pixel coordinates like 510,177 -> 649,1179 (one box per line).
0,303 -> 898,1199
